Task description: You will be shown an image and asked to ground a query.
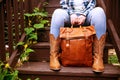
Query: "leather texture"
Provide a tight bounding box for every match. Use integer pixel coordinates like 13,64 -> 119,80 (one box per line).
49,34 -> 61,71
92,34 -> 106,72
59,26 -> 96,67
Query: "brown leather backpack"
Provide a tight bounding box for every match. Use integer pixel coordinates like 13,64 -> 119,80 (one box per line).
59,26 -> 96,67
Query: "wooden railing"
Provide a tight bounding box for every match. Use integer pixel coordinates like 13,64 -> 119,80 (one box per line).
0,0 -> 5,61
105,0 -> 120,62
96,0 -> 120,63
0,0 -> 46,63
108,19 -> 120,62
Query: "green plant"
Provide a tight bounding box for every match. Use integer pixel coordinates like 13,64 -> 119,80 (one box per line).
0,61 -> 40,80
0,61 -> 21,80
16,7 -> 49,65
24,7 -> 49,43
108,55 -> 119,64
16,41 -> 34,64
27,78 -> 40,80
24,7 -> 49,29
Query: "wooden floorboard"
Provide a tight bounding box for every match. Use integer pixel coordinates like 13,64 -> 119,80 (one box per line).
16,62 -> 120,77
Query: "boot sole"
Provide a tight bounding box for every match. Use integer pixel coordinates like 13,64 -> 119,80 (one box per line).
93,70 -> 104,73
50,68 -> 61,71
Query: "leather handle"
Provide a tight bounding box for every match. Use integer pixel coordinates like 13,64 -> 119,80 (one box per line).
71,25 -> 82,28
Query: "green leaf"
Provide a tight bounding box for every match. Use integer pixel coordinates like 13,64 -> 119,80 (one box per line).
41,20 -> 49,24
27,78 -> 31,80
33,23 -> 44,29
16,42 -> 24,46
0,69 -> 8,80
35,78 -> 40,80
25,48 -> 34,53
28,33 -> 38,40
11,70 -> 19,80
40,12 -> 48,17
33,8 -> 40,13
33,12 -> 47,17
20,52 -> 26,58
24,13 -> 32,17
24,27 -> 35,35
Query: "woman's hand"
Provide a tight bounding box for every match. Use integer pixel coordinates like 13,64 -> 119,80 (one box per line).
70,14 -> 78,25
77,15 -> 86,25
70,14 -> 86,25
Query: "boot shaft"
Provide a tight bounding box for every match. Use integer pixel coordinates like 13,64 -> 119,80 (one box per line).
49,34 -> 60,54
49,34 -> 61,71
93,34 -> 106,57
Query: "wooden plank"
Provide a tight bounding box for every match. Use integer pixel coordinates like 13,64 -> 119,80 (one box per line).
24,0 -> 29,12
28,0 -> 34,12
19,0 -> 25,33
105,0 -> 112,19
118,0 -> 120,34
29,42 -> 50,62
6,0 -> 13,55
0,2 -> 5,61
17,62 -> 120,80
47,0 -> 59,5
13,0 -> 19,43
115,0 -> 120,38
37,0 -> 47,9
108,0 -> 120,38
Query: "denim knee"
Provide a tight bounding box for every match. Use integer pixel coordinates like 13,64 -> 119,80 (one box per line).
50,9 -> 69,38
87,7 -> 106,39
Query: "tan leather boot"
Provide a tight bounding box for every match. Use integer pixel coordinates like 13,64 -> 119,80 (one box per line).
49,34 -> 61,71
92,34 -> 106,73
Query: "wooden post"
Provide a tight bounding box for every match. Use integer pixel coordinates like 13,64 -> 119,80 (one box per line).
0,2 -> 5,61
6,0 -> 13,55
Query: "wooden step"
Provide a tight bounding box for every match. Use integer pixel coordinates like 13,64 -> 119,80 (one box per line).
17,62 -> 120,80
29,42 -> 50,62
29,42 -> 113,63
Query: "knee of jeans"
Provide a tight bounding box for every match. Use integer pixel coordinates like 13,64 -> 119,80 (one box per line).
94,7 -> 105,15
53,9 -> 65,15
90,7 -> 106,21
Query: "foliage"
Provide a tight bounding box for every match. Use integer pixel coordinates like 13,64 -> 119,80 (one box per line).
17,41 -> 34,63
24,7 -> 49,29
0,61 -> 21,80
27,78 -> 40,80
108,55 -> 119,64
24,7 -> 49,42
16,7 -> 49,64
0,61 -> 40,80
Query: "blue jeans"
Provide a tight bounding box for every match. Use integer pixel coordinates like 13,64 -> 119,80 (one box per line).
50,7 -> 106,39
